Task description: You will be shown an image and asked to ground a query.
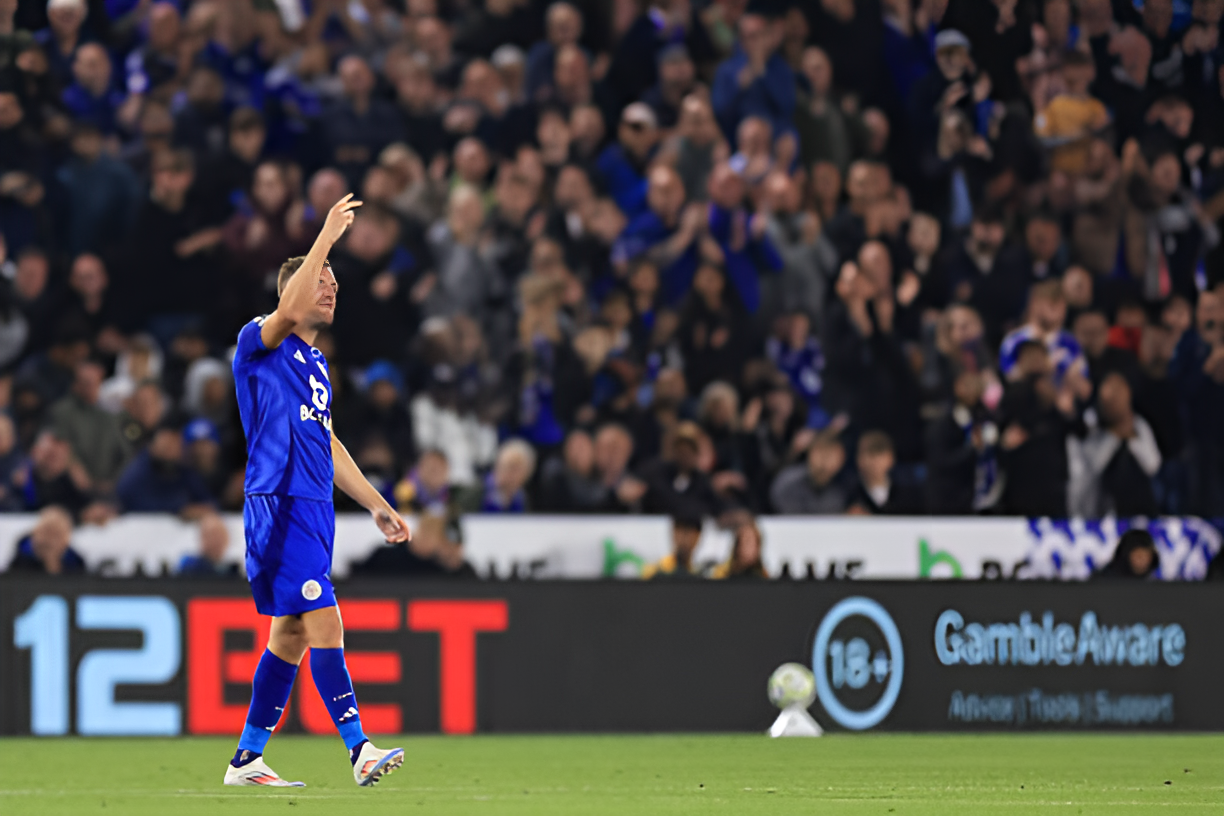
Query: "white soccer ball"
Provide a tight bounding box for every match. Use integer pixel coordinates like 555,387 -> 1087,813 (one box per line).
768,662 -> 816,709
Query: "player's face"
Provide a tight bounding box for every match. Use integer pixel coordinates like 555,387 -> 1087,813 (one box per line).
312,264 -> 339,325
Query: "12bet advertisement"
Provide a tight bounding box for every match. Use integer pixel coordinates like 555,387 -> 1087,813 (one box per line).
1,578 -> 1221,735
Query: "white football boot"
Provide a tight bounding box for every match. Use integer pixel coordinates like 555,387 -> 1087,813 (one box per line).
352,742 -> 405,787
223,755 -> 306,787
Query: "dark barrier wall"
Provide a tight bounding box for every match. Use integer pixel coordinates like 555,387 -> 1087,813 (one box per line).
2,578 -> 1221,735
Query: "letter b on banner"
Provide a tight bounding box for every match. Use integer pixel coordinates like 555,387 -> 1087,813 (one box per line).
187,598 -> 282,734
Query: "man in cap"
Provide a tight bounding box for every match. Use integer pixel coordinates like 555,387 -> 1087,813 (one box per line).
642,44 -> 697,131
909,29 -> 986,150
184,417 -> 229,501
596,101 -> 658,219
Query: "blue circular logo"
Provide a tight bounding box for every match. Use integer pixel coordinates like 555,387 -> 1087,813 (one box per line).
812,596 -> 904,730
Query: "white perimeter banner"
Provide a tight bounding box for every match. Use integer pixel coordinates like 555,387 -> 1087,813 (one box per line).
459,515 -> 1221,581
0,514 -> 407,580
0,514 -> 1217,581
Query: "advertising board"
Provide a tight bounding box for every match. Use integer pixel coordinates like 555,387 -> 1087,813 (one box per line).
2,579 -> 1220,735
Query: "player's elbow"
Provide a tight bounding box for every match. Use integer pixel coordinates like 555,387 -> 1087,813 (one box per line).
277,300 -> 308,326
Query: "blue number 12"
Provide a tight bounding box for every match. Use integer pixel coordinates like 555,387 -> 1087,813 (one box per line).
12,595 -> 69,735
12,595 -> 183,735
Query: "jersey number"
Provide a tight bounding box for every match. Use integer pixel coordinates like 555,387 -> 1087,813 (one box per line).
309,375 -> 329,412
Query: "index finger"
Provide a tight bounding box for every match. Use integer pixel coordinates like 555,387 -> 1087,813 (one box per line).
334,192 -> 354,207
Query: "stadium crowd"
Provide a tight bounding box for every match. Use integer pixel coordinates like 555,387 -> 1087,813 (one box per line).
1,0 -> 1223,559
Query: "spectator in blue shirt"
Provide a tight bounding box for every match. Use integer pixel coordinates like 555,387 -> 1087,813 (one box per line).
117,422 -> 214,517
999,280 -> 1087,388
460,438 -> 535,513
178,512 -> 239,576
1169,289 -> 1224,516
711,12 -> 796,149
612,164 -> 705,305
194,20 -> 269,111
123,2 -> 183,97
767,311 -> 831,430
596,102 -> 659,220
6,505 -> 86,574
61,43 -> 126,136
705,162 -> 782,313
11,430 -> 92,517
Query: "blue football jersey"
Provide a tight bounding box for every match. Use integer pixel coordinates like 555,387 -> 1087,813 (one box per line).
999,325 -> 1086,387
233,318 -> 335,500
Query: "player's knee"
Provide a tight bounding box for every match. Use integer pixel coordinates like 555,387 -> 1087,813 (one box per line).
268,616 -> 310,662
268,633 -> 308,664
307,621 -> 344,649
302,606 -> 344,649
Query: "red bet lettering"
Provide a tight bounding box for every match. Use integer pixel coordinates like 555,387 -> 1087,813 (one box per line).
407,600 -> 508,735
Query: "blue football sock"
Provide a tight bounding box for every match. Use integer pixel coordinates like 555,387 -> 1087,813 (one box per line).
349,740 -> 369,766
310,647 -> 368,751
232,747 -> 259,767
234,649 -> 298,765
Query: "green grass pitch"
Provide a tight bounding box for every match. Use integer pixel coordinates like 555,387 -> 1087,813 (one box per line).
1,734 -> 1222,815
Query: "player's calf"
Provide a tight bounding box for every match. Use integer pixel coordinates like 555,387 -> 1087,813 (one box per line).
225,648 -> 300,785
308,643 -> 405,786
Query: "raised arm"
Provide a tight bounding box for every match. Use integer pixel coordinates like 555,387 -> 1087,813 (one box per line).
260,195 -> 362,350
332,432 -> 411,543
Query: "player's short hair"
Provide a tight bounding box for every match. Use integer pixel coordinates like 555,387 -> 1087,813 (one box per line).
277,256 -> 331,298
278,256 -> 306,296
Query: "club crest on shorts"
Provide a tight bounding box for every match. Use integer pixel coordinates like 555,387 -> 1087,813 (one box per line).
301,579 -> 322,601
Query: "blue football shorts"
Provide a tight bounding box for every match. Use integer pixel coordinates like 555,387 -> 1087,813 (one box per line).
243,494 -> 337,617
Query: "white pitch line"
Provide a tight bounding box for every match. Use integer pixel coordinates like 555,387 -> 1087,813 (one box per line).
1,789 -> 1221,808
